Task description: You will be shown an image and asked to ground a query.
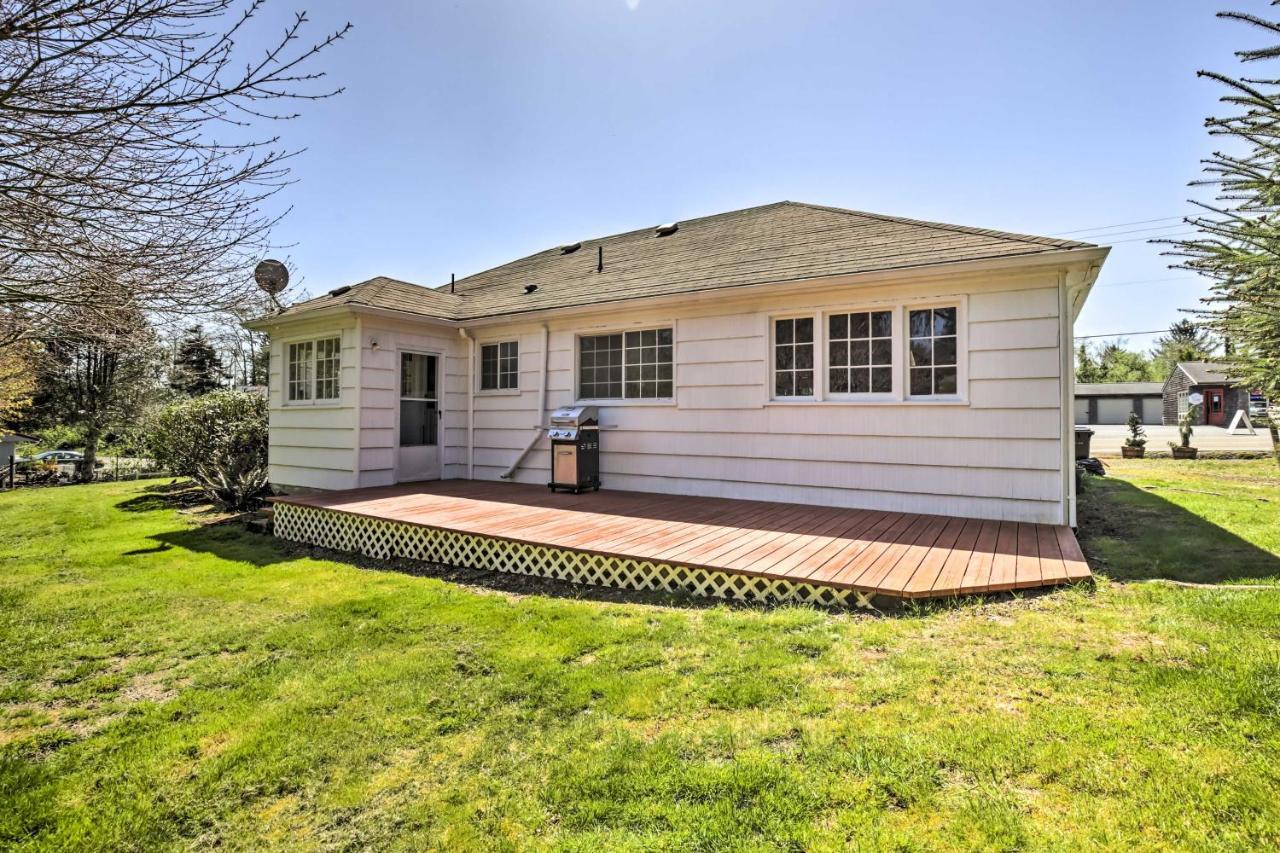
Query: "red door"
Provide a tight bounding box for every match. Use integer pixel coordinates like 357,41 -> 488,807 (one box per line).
1204,387 -> 1226,426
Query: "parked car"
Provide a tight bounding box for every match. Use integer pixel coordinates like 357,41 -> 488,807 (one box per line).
17,450 -> 85,466
16,451 -> 104,480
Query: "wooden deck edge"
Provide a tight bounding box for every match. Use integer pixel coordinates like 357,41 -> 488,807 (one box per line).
271,501 -> 1092,607
268,498 -> 905,591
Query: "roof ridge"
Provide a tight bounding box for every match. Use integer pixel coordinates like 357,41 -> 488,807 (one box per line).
445,201 -> 797,294
781,201 -> 1097,250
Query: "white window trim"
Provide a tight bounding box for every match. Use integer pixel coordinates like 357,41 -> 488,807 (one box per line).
476,338 -> 521,396
766,295 -> 968,405
572,324 -> 677,405
282,332 -> 343,407
904,298 -> 967,402
822,305 -> 900,402
770,312 -> 820,402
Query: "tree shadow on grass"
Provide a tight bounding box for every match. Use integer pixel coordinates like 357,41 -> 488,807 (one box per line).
1076,475 -> 1280,584
114,481 -> 207,513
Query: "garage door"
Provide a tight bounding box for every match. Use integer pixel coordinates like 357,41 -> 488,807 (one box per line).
1141,397 -> 1162,424
1096,398 -> 1136,424
1074,399 -> 1089,424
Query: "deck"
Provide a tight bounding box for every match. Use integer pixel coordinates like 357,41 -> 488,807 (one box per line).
269,480 -> 1091,607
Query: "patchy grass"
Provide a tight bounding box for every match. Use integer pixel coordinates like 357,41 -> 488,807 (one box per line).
1078,458 -> 1280,585
1,477 -> 1279,849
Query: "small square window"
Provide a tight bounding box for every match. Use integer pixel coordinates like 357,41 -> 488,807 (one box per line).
480,341 -> 519,390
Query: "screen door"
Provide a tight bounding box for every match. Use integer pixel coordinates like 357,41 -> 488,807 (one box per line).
397,352 -> 440,482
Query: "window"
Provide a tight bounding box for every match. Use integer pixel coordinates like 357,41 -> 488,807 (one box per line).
480,341 -> 519,391
908,307 -> 958,396
774,317 -> 814,397
578,328 -> 673,399
828,310 -> 893,394
400,352 -> 438,446
287,336 -> 341,403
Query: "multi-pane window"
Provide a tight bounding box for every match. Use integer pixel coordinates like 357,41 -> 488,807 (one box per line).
774,317 -> 814,397
287,337 -> 341,402
314,337 -> 340,400
578,328 -> 673,399
829,310 -> 893,394
908,307 -> 958,396
480,341 -> 519,391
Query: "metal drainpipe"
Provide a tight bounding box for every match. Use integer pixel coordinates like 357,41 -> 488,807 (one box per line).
501,323 -> 550,479
459,327 -> 475,480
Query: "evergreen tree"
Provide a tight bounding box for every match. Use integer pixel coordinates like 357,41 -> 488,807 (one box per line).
1169,9 -> 1280,407
1149,320 -> 1217,380
169,327 -> 224,396
1076,341 -> 1157,383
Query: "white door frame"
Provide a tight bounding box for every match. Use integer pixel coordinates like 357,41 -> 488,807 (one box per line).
394,348 -> 442,483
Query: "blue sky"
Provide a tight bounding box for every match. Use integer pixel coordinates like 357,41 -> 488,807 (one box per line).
253,0 -> 1245,347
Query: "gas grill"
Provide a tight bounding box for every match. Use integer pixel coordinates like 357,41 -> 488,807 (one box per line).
547,405 -> 600,493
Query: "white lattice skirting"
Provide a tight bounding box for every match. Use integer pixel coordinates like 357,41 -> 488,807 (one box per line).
273,503 -> 875,609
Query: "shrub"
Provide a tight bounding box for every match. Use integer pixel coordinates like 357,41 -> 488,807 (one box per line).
1124,412 -> 1147,448
150,390 -> 268,510
34,424 -> 86,452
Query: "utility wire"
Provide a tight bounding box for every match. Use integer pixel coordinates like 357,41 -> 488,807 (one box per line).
1073,329 -> 1171,339
1048,215 -> 1186,236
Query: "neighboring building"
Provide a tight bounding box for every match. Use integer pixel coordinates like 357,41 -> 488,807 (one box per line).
1073,382 -> 1163,425
246,201 -> 1109,526
0,433 -> 35,482
1161,361 -> 1249,426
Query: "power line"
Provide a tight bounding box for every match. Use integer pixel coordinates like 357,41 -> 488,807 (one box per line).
1049,215 -> 1186,236
1073,329 -> 1170,340
1093,275 -> 1201,289
1059,222 -> 1193,240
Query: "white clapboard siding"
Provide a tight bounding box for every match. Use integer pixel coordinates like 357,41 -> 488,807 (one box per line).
267,320 -> 360,491
266,265 -> 1074,523
461,271 -> 1069,524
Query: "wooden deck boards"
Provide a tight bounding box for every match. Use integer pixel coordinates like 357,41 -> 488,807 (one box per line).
271,480 -> 1091,600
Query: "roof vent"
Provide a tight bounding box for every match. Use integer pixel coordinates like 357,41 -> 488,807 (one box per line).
655,222 -> 678,237
328,285 -> 352,297
524,283 -> 538,294
560,242 -> 581,255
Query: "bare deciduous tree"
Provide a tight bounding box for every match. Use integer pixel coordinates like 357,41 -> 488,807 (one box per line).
0,0 -> 349,345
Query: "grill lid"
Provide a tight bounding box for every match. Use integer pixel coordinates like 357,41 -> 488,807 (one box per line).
549,405 -> 598,427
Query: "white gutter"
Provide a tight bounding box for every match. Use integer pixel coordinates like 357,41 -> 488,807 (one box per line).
501,323 -> 550,480
458,327 -> 476,479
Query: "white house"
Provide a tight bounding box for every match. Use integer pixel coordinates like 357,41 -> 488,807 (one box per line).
247,202 -> 1108,527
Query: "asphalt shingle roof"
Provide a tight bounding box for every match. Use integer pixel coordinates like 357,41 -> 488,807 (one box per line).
273,201 -> 1097,323
1178,362 -> 1236,385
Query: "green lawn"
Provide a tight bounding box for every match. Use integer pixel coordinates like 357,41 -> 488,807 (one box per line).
1,471 -> 1279,850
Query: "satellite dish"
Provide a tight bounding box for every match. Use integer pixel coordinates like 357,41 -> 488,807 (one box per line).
254,259 -> 289,295
1188,392 -> 1204,405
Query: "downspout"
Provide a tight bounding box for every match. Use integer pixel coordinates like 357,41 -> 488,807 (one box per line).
459,327 -> 475,480
501,323 -> 550,479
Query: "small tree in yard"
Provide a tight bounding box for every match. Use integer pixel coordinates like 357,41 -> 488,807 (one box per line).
169,327 -> 225,396
151,390 -> 268,510
1123,412 -> 1147,458
1169,404 -> 1200,459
